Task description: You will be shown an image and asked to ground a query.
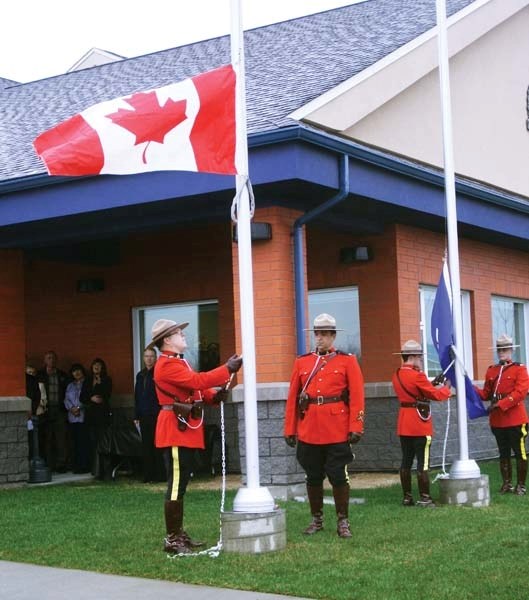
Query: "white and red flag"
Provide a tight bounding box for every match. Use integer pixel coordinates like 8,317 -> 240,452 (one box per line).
33,65 -> 237,177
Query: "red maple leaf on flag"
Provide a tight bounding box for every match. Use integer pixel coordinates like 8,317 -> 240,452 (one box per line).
106,91 -> 187,163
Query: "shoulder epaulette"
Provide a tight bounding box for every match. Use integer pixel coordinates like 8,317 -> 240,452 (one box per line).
298,352 -> 313,358
336,350 -> 352,356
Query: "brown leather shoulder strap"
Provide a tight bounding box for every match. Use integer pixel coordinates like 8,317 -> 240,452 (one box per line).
395,368 -> 423,402
153,380 -> 187,403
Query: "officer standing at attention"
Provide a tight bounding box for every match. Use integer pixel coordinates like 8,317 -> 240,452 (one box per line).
284,313 -> 365,539
392,340 -> 451,507
475,334 -> 529,495
147,319 -> 242,554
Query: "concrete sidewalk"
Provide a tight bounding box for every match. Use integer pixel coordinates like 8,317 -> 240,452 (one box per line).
0,561 -> 310,600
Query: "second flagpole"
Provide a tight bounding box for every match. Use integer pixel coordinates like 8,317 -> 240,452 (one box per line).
435,0 -> 480,480
230,0 -> 275,512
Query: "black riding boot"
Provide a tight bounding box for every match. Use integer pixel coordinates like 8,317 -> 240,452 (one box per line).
303,484 -> 324,534
332,484 -> 352,538
163,499 -> 191,554
416,471 -> 435,508
400,468 -> 414,506
499,458 -> 514,494
514,459 -> 527,495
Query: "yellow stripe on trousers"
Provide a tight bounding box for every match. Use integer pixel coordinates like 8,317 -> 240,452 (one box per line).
423,436 -> 432,471
170,446 -> 180,501
520,425 -> 527,461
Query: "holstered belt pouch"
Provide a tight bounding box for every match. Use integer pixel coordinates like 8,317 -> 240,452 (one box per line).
173,401 -> 204,419
298,392 -> 310,419
162,402 -> 204,431
400,400 -> 431,420
416,400 -> 431,420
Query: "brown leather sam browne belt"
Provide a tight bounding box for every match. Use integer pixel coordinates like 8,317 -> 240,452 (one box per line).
306,396 -> 344,405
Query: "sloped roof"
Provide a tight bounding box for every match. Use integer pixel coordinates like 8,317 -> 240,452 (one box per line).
0,76 -> 19,89
0,0 -> 474,182
67,47 -> 126,72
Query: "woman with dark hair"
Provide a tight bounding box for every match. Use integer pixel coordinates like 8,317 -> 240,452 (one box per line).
81,358 -> 112,479
64,363 -> 90,473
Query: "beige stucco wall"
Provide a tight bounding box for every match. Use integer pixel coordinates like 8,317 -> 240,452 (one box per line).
344,6 -> 529,197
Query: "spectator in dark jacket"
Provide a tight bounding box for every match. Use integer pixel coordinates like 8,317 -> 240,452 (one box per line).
37,351 -> 70,472
134,348 -> 165,482
81,357 -> 112,479
25,365 -> 41,460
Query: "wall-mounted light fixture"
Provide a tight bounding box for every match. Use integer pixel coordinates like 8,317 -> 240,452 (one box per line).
76,278 -> 105,293
339,246 -> 373,264
233,222 -> 272,243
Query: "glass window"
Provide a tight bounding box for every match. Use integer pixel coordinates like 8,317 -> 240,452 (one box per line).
308,287 -> 361,357
132,300 -> 219,376
491,296 -> 528,363
419,286 -> 473,379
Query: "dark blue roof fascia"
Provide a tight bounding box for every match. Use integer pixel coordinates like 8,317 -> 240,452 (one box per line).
0,125 -> 528,241
4,123 -> 528,215
251,125 -> 529,216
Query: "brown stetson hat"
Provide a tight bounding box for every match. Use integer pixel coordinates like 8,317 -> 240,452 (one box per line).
489,333 -> 520,350
393,339 -> 424,356
304,313 -> 343,332
145,319 -> 188,350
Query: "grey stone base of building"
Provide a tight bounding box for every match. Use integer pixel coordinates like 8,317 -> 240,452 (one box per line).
438,475 -> 490,507
0,396 -> 30,486
230,381 -> 504,488
221,508 -> 286,553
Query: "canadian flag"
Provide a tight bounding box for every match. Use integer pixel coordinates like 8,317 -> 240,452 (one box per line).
34,65 -> 237,177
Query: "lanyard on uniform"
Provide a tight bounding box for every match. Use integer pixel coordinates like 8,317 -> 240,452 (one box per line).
300,352 -> 338,395
300,355 -> 321,396
157,354 -> 203,401
492,362 -> 515,396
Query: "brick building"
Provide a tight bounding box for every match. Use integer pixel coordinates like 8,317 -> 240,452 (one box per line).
1,0 -> 529,487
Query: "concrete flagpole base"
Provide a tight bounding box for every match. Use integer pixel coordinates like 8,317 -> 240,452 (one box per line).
438,474 -> 490,507
221,508 -> 286,553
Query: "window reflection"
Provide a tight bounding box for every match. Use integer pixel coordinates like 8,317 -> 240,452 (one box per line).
308,287 -> 361,358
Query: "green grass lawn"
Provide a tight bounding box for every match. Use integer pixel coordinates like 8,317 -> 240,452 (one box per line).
0,461 -> 527,600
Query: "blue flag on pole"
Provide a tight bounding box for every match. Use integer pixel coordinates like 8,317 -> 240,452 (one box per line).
431,261 -> 488,419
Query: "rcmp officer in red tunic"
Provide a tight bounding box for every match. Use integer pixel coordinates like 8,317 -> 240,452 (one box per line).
475,334 -> 529,495
147,319 -> 242,554
284,313 -> 365,538
392,340 -> 451,507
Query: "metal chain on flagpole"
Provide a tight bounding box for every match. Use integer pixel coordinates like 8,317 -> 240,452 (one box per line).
433,342 -> 477,482
432,406 -> 450,482
433,364 -> 454,482
167,401 -> 227,560
231,176 -> 255,223
432,344 -> 472,481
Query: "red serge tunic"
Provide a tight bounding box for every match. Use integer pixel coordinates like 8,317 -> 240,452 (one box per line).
283,349 -> 365,445
476,361 -> 529,428
392,366 -> 451,437
154,353 -> 230,449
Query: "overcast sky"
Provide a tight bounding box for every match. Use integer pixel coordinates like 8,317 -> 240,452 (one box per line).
2,0 -> 364,83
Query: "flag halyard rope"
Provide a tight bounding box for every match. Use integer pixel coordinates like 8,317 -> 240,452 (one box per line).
231,176 -> 255,223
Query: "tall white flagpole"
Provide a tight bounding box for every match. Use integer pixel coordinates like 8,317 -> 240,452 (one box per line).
435,0 -> 480,479
230,0 -> 275,512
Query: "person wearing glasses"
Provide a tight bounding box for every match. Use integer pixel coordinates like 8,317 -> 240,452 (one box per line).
147,319 -> 242,555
